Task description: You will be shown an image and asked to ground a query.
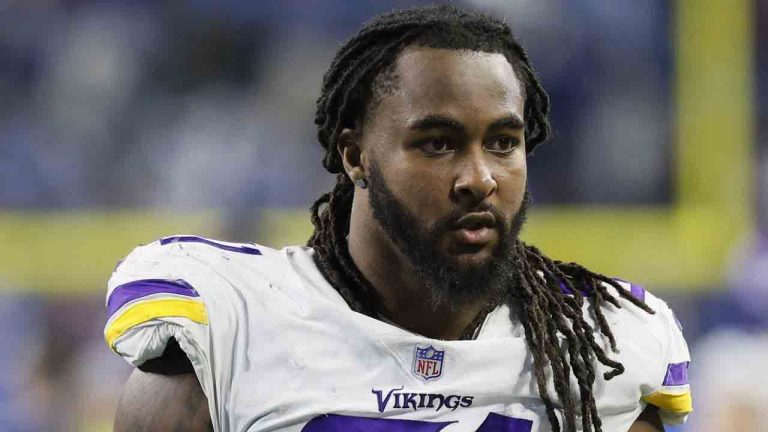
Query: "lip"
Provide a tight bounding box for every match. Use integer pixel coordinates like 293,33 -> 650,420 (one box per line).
454,212 -> 496,230
454,226 -> 496,245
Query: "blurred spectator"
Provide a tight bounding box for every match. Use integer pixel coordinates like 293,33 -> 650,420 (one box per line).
0,291 -> 47,431
1,0 -> 675,210
687,329 -> 767,432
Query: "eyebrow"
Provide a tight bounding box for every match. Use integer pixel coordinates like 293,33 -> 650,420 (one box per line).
488,115 -> 525,131
408,115 -> 465,133
407,114 -> 525,133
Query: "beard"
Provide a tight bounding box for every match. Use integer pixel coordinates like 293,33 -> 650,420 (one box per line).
366,160 -> 529,310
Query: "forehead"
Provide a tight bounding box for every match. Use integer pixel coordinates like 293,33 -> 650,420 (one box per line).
380,47 -> 524,124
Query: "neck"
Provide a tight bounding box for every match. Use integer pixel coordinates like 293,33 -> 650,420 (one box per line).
346,192 -> 490,340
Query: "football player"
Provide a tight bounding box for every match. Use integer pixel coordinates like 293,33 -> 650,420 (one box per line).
106,5 -> 692,431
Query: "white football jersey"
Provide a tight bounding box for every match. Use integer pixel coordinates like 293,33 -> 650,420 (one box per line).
104,236 -> 692,432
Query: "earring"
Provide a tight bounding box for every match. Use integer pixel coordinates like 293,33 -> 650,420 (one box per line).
353,177 -> 368,189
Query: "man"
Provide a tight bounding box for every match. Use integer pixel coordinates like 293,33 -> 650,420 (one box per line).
105,5 -> 691,431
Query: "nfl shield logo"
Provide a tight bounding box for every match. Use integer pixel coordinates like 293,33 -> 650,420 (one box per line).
413,345 -> 445,381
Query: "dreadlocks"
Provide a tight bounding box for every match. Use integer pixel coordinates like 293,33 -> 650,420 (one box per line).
307,5 -> 654,432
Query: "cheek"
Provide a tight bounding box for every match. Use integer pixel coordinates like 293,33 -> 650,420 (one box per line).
386,155 -> 451,214
496,155 -> 527,206
499,151 -> 527,182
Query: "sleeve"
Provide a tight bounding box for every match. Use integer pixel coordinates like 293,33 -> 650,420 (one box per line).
640,298 -> 693,425
103,238 -> 236,430
104,241 -> 213,368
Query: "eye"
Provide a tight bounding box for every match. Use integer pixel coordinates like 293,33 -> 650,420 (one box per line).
486,136 -> 519,154
419,137 -> 454,155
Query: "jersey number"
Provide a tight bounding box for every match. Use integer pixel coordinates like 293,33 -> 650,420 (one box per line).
302,412 -> 533,431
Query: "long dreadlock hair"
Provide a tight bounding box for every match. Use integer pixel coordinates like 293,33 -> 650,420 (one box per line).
307,5 -> 653,432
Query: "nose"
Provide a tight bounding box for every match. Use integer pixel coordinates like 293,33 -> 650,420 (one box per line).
452,151 -> 497,206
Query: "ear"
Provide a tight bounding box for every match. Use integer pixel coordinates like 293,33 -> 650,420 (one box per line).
337,128 -> 366,182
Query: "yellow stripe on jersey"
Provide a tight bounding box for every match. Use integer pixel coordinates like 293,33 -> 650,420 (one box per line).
642,390 -> 693,414
105,298 -> 208,350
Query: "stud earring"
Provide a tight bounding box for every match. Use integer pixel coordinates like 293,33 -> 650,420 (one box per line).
353,178 -> 368,189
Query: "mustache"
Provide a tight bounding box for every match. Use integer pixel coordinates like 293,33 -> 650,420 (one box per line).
430,204 -> 509,235
428,190 -> 531,238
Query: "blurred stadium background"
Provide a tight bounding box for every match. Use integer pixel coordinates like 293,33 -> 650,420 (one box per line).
0,0 -> 764,430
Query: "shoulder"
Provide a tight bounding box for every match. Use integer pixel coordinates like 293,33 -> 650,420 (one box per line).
109,234 -> 280,285
603,278 -> 681,339
105,235 -> 297,363
106,236 -> 320,429
603,279 -> 692,425
107,234 -> 301,307
598,279 -> 688,364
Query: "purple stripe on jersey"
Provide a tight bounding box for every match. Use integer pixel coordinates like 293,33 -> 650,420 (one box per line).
302,414 -> 455,431
613,277 -> 646,302
630,283 -> 646,302
559,280 -> 590,296
662,361 -> 689,386
476,413 -> 534,431
107,279 -> 200,317
160,235 -> 262,255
